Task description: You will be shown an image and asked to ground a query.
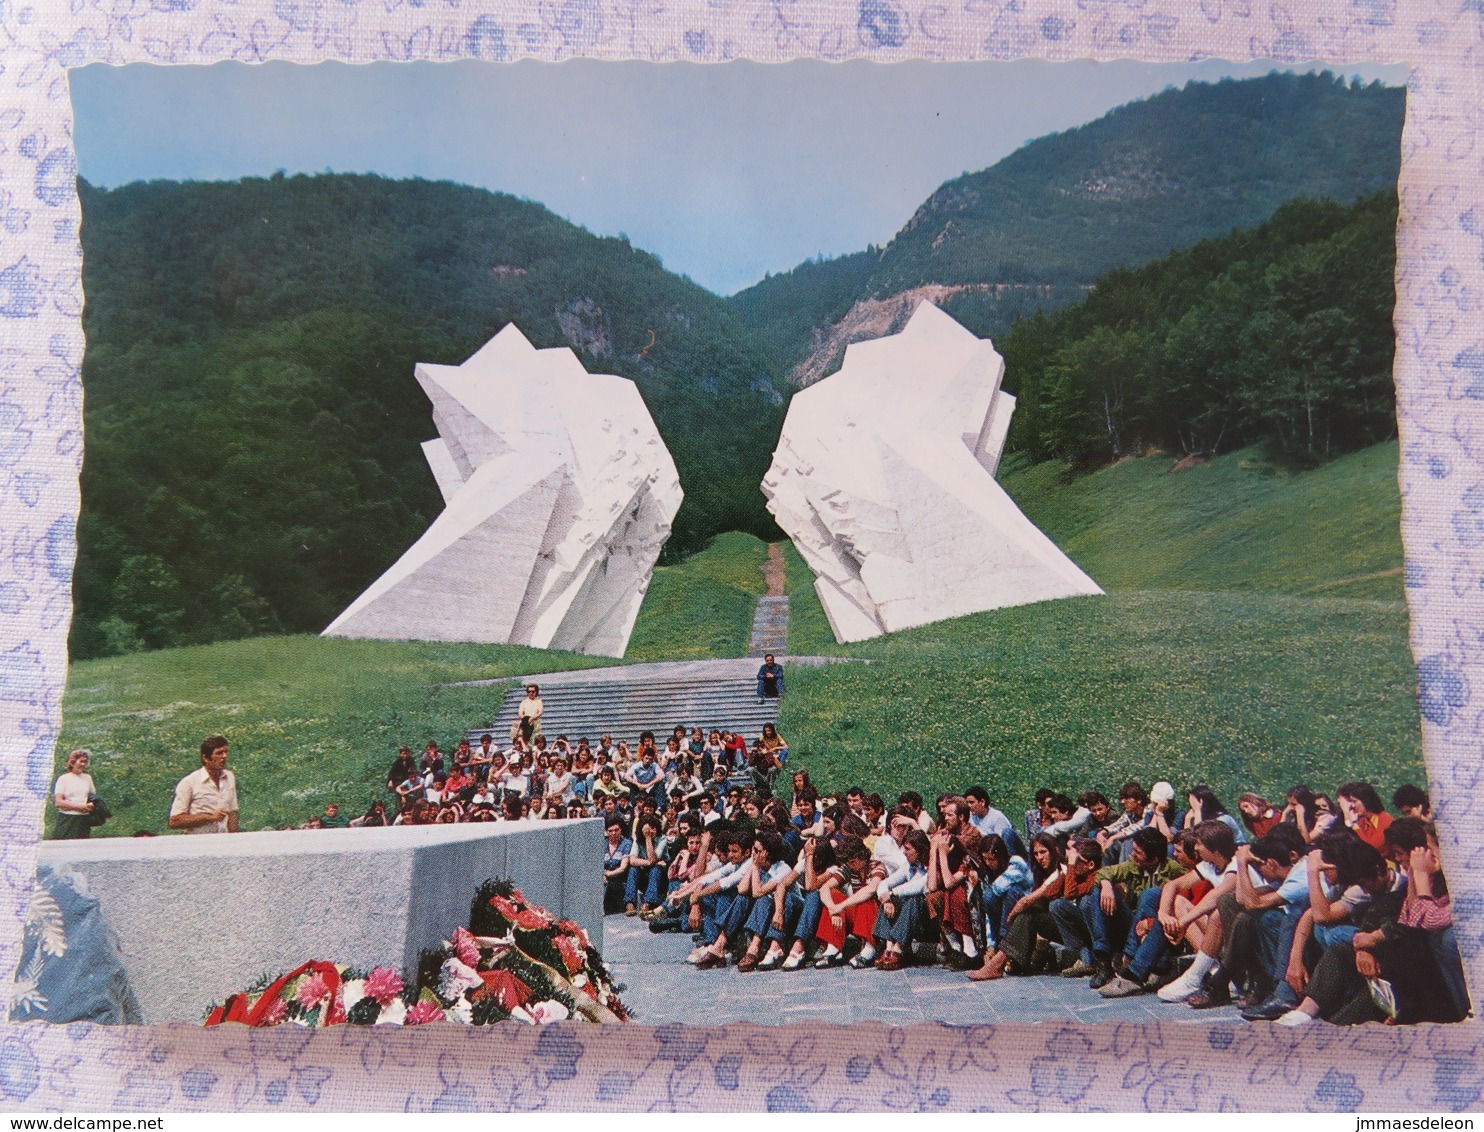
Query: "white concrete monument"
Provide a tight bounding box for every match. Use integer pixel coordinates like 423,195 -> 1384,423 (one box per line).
762,301 -> 1102,643
324,325 -> 682,657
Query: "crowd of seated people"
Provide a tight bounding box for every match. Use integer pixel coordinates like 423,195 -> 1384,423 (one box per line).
615,771 -> 1469,1027
348,722 -> 790,830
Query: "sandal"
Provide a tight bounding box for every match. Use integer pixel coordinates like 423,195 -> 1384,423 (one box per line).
781,952 -> 806,971
757,952 -> 784,972
875,953 -> 903,972
814,951 -> 846,969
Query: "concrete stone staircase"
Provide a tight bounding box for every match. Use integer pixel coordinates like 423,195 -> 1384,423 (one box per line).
465,658 -> 785,746
747,595 -> 789,657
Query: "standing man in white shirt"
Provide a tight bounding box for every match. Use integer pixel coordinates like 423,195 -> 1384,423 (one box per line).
168,736 -> 239,834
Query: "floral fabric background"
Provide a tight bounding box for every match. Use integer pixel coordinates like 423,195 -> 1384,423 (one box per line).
0,0 -> 1481,1113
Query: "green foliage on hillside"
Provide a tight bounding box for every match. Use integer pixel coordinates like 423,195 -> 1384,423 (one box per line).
74,174 -> 786,658
1001,440 -> 1404,599
51,636 -> 613,835
625,533 -> 769,662
996,192 -> 1398,465
51,434 -> 1419,833
775,590 -> 1421,813
734,72 -> 1403,366
727,249 -> 878,377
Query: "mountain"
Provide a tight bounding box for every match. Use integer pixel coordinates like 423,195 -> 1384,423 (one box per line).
74,174 -> 786,658
731,71 -> 1404,384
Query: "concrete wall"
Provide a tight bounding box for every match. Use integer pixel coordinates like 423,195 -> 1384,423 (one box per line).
35,818 -> 602,1025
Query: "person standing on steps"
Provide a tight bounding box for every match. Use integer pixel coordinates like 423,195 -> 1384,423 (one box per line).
756,654 -> 784,706
513,684 -> 544,747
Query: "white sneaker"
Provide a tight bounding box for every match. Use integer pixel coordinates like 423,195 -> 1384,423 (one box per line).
1157,968 -> 1203,1002
1276,1009 -> 1314,1027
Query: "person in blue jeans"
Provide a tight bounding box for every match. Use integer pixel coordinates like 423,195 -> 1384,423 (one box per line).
602,817 -> 633,914
1080,826 -> 1187,988
1100,820 -> 1239,997
623,813 -> 667,914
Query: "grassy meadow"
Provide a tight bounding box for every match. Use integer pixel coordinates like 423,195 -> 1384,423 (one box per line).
51,439 -> 1423,835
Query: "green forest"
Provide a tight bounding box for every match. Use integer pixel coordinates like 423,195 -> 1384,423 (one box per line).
71,73 -> 1405,661
74,175 -> 786,658
731,71 -> 1403,373
992,191 -> 1399,466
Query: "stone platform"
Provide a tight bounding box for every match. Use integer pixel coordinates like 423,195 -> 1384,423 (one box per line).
36,819 -> 600,1025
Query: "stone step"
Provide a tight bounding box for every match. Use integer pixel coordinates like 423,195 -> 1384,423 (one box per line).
469,675 -> 785,746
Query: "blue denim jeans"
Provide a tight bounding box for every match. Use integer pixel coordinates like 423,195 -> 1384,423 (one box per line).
1083,887 -> 1133,960
792,890 -> 824,946
984,878 -> 1034,948
875,893 -> 924,945
624,864 -> 664,908
766,888 -> 805,945
1049,894 -> 1094,965
1124,886 -> 1171,981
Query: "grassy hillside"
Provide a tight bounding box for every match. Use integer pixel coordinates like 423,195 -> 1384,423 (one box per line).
625,532 -> 769,662
51,637 -> 614,836
49,442 -> 1420,836
1001,440 -> 1403,599
772,590 -> 1421,810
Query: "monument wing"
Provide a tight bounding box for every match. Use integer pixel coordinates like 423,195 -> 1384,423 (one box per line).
324,325 -> 682,658
761,301 -> 1102,643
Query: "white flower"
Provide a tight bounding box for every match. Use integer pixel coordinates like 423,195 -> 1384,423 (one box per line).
526,999 -> 570,1025
572,973 -> 588,987
436,957 -> 482,1002
448,998 -> 474,1024
376,998 -> 408,1026
341,979 -> 367,1013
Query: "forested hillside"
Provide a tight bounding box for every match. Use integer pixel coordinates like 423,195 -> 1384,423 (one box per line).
996,192 -> 1398,465
74,175 -> 786,658
733,72 -> 1403,382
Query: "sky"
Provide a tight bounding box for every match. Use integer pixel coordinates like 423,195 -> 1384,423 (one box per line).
70,58 -> 1407,296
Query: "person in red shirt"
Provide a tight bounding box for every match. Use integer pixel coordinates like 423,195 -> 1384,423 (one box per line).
1337,781 -> 1393,851
1238,793 -> 1282,838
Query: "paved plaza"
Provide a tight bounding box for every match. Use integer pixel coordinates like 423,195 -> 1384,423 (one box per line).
603,914 -> 1246,1027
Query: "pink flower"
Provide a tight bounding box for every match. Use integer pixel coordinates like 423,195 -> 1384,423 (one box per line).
525,999 -> 570,1025
451,926 -> 481,969
404,998 -> 445,1026
364,967 -> 404,1007
258,997 -> 288,1027
294,972 -> 330,1010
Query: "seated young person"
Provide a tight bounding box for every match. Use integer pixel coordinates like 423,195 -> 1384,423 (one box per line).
874,829 -> 933,971
1279,836 -> 1393,1005
684,833 -> 755,968
979,832 -> 1035,950
710,833 -> 798,972
1176,826 -> 1303,1010
1277,822 -> 1466,1027
812,834 -> 886,968
624,814 -> 668,915
1337,781 -> 1393,853
1077,826 -> 1186,989
927,824 -> 979,969
1096,782 -> 1151,863
602,818 -> 633,914
1101,819 -> 1237,998
976,836 -> 1099,981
